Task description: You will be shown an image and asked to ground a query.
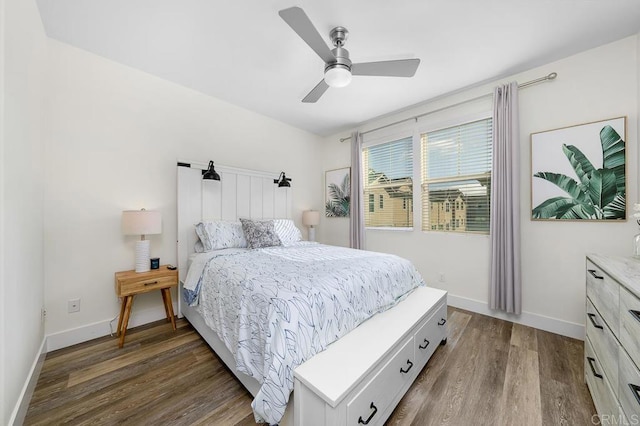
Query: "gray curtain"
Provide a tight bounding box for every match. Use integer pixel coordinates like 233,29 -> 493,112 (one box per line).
489,82 -> 521,314
350,131 -> 364,249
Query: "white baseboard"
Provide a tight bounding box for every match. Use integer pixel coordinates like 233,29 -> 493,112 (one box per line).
9,337 -> 46,426
46,302 -> 177,352
447,294 -> 585,340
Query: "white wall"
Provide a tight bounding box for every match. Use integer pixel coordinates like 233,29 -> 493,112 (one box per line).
42,40 -> 324,339
320,36 -> 639,335
1,0 -> 47,423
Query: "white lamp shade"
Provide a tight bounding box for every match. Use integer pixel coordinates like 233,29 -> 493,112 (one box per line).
121,210 -> 162,236
302,210 -> 320,226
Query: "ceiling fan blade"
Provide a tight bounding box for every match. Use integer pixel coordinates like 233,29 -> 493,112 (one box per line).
351,59 -> 421,77
279,7 -> 335,64
302,80 -> 330,103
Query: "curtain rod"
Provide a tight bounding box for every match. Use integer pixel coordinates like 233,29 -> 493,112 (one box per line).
339,72 -> 557,142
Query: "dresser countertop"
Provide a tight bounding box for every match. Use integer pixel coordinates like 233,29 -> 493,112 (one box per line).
587,254 -> 640,299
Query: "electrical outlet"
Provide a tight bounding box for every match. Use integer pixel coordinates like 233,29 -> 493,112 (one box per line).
438,273 -> 446,283
41,307 -> 47,323
68,298 -> 81,313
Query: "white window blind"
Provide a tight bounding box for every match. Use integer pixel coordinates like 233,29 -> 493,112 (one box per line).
362,137 -> 414,228
421,118 -> 492,233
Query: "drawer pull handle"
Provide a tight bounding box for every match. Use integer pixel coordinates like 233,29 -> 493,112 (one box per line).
438,318 -> 447,326
630,310 -> 640,324
400,359 -> 414,374
358,402 -> 377,424
629,384 -> 640,407
587,313 -> 604,330
419,339 -> 430,350
587,357 -> 603,379
144,281 -> 159,286
588,269 -> 604,280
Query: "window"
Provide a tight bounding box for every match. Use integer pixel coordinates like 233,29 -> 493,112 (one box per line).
369,194 -> 375,213
421,118 -> 492,233
363,136 -> 413,228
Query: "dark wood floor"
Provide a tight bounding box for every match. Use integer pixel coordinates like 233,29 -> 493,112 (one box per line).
24,307 -> 595,425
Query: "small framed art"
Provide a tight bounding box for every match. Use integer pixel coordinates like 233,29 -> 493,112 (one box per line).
325,167 -> 350,217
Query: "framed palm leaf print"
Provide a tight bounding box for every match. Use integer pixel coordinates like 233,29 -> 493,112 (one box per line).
530,116 -> 626,221
325,167 -> 350,217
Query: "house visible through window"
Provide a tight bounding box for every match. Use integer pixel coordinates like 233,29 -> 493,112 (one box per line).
362,136 -> 413,228
421,118 -> 492,234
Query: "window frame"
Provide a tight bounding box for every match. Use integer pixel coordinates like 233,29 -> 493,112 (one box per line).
361,126 -> 416,231
418,113 -> 493,235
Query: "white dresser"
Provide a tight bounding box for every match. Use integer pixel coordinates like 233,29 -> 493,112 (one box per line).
586,254 -> 640,424
293,286 -> 447,426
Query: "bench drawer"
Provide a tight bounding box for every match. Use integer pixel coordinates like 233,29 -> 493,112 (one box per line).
347,337 -> 414,426
414,303 -> 447,364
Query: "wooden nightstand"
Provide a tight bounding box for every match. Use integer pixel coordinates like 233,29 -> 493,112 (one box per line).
114,265 -> 178,348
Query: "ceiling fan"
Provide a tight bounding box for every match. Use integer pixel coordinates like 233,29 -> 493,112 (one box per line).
279,7 -> 421,103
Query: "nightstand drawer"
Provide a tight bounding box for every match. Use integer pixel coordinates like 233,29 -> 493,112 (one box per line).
115,267 -> 178,297
119,275 -> 176,295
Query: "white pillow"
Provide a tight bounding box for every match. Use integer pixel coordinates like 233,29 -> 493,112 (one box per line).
195,220 -> 247,251
273,219 -> 303,246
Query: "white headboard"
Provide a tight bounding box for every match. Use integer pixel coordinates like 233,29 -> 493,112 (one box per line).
177,161 -> 292,282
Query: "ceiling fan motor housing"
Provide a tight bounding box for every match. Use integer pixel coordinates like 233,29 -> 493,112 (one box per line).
325,27 -> 353,88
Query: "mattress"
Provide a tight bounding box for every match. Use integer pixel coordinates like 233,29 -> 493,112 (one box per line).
182,242 -> 425,424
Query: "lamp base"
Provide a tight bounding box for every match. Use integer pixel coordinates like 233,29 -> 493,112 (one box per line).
308,226 -> 316,242
135,240 -> 150,273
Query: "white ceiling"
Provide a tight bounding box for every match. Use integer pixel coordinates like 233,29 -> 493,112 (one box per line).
36,1 -> 640,136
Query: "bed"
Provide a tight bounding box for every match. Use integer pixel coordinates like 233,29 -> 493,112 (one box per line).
177,163 -> 447,425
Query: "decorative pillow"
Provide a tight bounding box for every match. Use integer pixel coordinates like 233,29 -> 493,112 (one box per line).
240,218 -> 282,249
195,220 -> 247,251
273,219 -> 303,246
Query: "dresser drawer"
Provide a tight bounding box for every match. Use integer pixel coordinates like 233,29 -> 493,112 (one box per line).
347,337 -> 414,426
585,337 -> 619,420
587,260 -> 620,337
586,298 -> 619,393
620,286 -> 640,371
619,347 -> 640,419
414,303 -> 447,364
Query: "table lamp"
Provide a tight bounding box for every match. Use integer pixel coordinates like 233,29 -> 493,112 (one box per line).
121,209 -> 162,273
302,210 -> 320,242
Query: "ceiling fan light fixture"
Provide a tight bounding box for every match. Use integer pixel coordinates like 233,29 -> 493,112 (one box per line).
324,64 -> 352,88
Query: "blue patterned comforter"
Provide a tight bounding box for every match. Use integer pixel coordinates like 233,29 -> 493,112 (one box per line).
183,242 -> 424,425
